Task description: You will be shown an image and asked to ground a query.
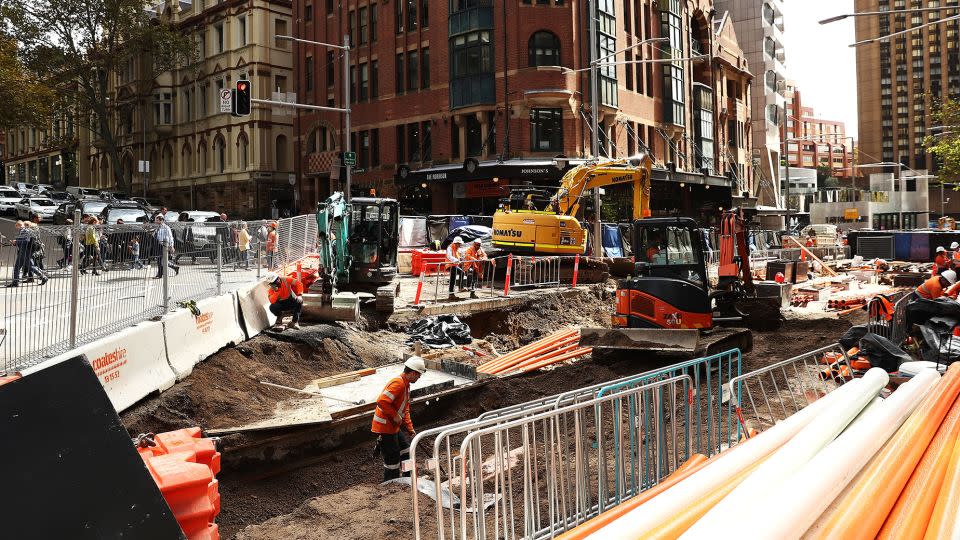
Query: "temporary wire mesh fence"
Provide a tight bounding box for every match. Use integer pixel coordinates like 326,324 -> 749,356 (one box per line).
410,348 -> 743,540
0,214 -> 318,373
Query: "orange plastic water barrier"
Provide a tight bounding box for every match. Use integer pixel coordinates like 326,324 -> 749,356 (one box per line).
812,363 -> 960,539
878,393 -> 960,539
554,454 -> 710,540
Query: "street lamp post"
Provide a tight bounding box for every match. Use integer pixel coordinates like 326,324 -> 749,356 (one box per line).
274,35 -> 353,201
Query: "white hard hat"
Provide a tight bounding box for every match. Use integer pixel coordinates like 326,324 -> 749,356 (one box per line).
404,356 -> 427,374
952,242 -> 959,250
938,246 -> 947,253
453,236 -> 464,244
264,272 -> 280,283
943,269 -> 958,285
472,238 -> 482,244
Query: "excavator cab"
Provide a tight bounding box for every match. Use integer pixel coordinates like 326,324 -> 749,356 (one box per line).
348,197 -> 399,286
614,218 -> 713,330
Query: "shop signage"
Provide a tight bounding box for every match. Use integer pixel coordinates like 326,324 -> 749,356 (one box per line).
466,179 -> 510,199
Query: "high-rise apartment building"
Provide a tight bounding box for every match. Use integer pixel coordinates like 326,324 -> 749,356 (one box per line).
783,81 -> 855,179
292,0 -> 756,224
855,0 -> 960,173
714,0 -> 787,209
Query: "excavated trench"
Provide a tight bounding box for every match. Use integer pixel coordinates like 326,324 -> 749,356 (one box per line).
120,286 -> 855,539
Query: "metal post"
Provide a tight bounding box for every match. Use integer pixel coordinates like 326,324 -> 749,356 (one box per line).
898,165 -> 904,229
216,238 -> 223,296
69,209 -> 81,348
161,241 -> 170,313
256,241 -> 262,279
343,34 -> 352,202
589,0 -> 599,159
784,106 -> 791,231
593,188 -> 603,257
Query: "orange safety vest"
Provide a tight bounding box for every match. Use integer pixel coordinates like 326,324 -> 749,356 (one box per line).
917,275 -> 946,300
268,276 -> 304,303
371,376 -> 414,435
266,230 -> 278,252
464,244 -> 487,274
946,282 -> 960,300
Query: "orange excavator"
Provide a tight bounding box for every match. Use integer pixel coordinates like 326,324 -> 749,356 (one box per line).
582,210 -> 779,357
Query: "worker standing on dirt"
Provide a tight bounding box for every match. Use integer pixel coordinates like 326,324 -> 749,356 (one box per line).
446,236 -> 466,300
915,269 -> 957,300
266,272 -> 304,330
372,356 -> 427,481
464,238 -> 488,299
935,246 -> 951,271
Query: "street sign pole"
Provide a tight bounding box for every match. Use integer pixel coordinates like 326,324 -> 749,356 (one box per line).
343,34 -> 352,203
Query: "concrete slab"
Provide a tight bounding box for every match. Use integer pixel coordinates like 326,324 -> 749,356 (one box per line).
209,396 -> 332,435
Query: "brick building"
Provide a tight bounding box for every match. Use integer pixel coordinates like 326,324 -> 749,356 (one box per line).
292,0 -> 755,225
782,81 -> 855,180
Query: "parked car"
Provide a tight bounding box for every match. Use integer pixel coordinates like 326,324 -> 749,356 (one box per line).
173,210 -> 220,223
33,183 -> 55,195
46,191 -> 72,202
132,197 -> 166,214
99,203 -> 150,225
53,199 -> 111,224
15,197 -> 58,221
66,186 -> 103,200
0,186 -> 24,215
14,182 -> 37,194
169,211 -> 224,264
100,190 -> 134,202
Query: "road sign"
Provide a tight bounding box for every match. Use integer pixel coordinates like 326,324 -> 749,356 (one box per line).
288,174 -> 296,186
138,160 -> 150,173
219,89 -> 232,113
343,151 -> 357,167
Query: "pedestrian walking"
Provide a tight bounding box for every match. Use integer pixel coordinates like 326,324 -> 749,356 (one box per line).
153,215 -> 180,278
80,217 -> 102,276
129,235 -> 144,269
6,221 -> 48,287
236,222 -> 251,270
57,219 -> 73,269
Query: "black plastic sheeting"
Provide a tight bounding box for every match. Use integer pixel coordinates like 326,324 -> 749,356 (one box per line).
859,333 -> 912,372
839,325 -> 869,351
406,315 -> 473,349
905,296 -> 960,330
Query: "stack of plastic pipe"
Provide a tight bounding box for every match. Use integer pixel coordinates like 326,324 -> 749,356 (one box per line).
476,328 -> 591,375
558,363 -> 960,540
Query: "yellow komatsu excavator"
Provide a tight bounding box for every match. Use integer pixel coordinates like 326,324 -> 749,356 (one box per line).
492,154 -> 653,255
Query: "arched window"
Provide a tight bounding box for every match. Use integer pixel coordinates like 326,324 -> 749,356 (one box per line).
307,125 -> 331,153
528,31 -> 560,67
182,146 -> 193,177
215,136 -> 226,173
162,144 -> 173,178
238,134 -> 249,170
276,135 -> 288,170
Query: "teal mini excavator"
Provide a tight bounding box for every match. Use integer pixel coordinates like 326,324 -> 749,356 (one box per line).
303,192 -> 400,321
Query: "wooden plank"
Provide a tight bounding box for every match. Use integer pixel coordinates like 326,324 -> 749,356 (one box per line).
785,236 -> 839,277
309,368 -> 377,389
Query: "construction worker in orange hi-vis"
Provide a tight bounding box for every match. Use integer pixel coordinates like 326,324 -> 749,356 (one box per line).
464,238 -> 488,299
916,269 -> 957,300
372,356 -> 427,481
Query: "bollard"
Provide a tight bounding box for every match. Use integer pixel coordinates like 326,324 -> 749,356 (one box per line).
503,254 -> 513,297
413,270 -> 425,305
572,254 -> 581,288
216,239 -> 223,296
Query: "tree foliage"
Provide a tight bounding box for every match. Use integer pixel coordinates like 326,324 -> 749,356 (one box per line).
0,35 -> 55,130
926,99 -> 960,182
1,0 -> 196,191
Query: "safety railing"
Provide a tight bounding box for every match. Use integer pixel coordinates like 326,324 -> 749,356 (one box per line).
727,343 -> 852,436
411,348 -> 743,539
411,254 -> 587,307
0,214 -> 318,373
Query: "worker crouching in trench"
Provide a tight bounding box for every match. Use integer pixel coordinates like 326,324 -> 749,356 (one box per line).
372,357 -> 427,481
265,272 -> 304,331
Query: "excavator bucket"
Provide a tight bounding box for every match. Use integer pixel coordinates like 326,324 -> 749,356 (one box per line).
302,293 -> 361,322
580,328 -> 701,355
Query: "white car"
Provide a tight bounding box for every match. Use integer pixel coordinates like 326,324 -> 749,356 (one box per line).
15,197 -> 58,221
0,187 -> 23,215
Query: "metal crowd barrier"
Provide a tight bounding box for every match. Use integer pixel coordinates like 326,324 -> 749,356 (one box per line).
727,343 -> 852,436
1,214 -> 319,373
411,348 -> 743,539
865,292 -> 911,345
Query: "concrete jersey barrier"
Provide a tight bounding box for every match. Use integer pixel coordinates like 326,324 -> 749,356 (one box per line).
236,279 -> 276,339
25,321 -> 176,412
162,295 -> 246,380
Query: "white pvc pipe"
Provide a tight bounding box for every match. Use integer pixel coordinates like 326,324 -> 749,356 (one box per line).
681,368 -> 889,538
586,376 -> 863,540
752,368 -> 940,539
841,396 -> 884,435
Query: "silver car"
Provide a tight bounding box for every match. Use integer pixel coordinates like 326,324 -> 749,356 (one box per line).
15,197 -> 58,221
0,187 -> 23,215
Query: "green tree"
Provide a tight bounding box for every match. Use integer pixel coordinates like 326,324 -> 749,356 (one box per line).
2,0 -> 196,192
0,36 -> 54,130
816,165 -> 834,190
926,99 -> 960,182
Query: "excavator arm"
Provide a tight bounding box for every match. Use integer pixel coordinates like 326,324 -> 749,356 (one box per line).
551,154 -> 653,219
716,210 -> 754,294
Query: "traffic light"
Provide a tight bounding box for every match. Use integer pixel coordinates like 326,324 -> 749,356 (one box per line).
235,79 -> 251,116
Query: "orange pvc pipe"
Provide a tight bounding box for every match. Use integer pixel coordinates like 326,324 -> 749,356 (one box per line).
554,454 -> 712,540
483,333 -> 580,374
813,363 -> 960,540
879,394 -> 960,539
514,348 -> 592,374
477,329 -> 577,373
506,342 -> 582,370
924,425 -> 960,540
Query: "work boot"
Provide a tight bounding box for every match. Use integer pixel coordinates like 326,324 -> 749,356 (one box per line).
448,293 -> 457,301
287,321 -> 301,330
470,291 -> 478,299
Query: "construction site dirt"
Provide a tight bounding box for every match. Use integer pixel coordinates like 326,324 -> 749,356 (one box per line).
120,286 -> 857,539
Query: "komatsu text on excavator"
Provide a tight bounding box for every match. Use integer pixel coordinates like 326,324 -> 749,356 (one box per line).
491,155 -> 653,255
